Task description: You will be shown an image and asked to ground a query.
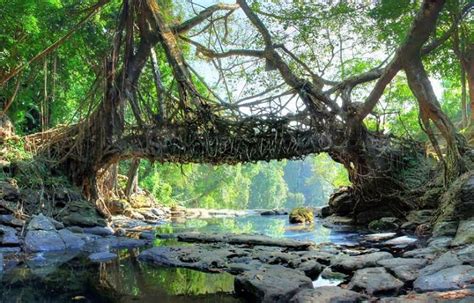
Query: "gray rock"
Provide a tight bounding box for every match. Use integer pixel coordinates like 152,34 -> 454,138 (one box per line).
452,219 -> 474,246
348,267 -> 404,296
66,226 -> 84,233
0,253 -> 3,272
28,214 -> 56,231
383,236 -> 417,247
368,217 -> 399,232
24,230 -> 66,252
111,237 -> 147,249
457,245 -> 474,265
297,260 -> 324,279
0,181 -> 19,201
235,266 -> 313,303
414,265 -> 474,292
139,231 -> 155,240
83,226 -> 114,236
0,214 -> 24,227
365,232 -> 397,242
0,224 -> 20,245
0,247 -> 21,254
428,236 -> 453,248
331,251 -> 393,273
177,232 -> 313,250
58,229 -> 85,250
376,256 -> 426,283
379,289 -> 474,303
89,252 -> 117,263
419,251 -> 462,276
290,286 -> 367,303
403,246 -> 446,259
432,221 -> 458,237
320,267 -> 348,280
50,218 -> 65,230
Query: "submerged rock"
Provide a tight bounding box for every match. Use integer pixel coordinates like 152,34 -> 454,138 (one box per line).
290,286 -> 368,303
289,207 -> 314,224
414,265 -> 474,292
234,266 -> 313,303
348,267 -> 404,296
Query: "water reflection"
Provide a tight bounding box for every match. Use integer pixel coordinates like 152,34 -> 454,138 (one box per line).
0,250 -> 241,303
157,215 -> 362,245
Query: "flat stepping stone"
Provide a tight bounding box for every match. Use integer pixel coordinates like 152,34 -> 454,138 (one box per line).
348,267 -> 404,296
290,286 -> 368,303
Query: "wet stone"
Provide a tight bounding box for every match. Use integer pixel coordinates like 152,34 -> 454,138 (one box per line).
348,267 -> 404,296
234,265 -> 313,303
290,286 -> 368,303
414,265 -> 474,292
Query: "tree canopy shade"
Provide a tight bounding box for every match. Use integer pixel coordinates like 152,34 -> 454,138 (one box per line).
0,0 -> 473,216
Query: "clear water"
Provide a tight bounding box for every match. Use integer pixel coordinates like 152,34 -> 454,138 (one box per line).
158,215 -> 363,245
0,215 -> 359,303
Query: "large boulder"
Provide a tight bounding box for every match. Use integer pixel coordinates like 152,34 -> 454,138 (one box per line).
234,266 -> 313,303
290,286 -> 367,303
414,265 -> 474,292
452,219 -> 474,246
328,188 -> 354,216
289,207 -> 314,224
331,251 -> 393,273
25,230 -> 66,252
348,267 -> 404,296
27,214 -> 56,231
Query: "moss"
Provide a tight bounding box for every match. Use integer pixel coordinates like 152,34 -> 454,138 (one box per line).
289,207 -> 314,224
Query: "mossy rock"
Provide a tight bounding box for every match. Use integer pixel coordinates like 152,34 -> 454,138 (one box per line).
289,207 -> 314,224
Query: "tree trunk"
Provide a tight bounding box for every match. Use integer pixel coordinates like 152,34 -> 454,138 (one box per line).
405,56 -> 465,185
125,159 -> 140,197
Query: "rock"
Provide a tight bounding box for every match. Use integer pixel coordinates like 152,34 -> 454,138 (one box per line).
290,286 -> 367,303
379,289 -> 474,303
58,229 -> 85,250
89,252 -> 117,263
452,219 -> 474,246
0,180 -> 19,201
297,260 -> 324,279
432,221 -> 458,237
83,226 -> 114,236
0,247 -> 21,254
406,210 -> 433,224
418,186 -> 444,209
368,217 -> 399,232
414,265 -> 474,292
129,194 -> 154,208
235,266 -> 313,303
377,258 -> 427,282
0,253 -> 3,272
328,189 -> 354,216
59,200 -> 106,227
322,215 -> 354,228
418,251 -> 462,276
427,236 -> 453,248
67,226 -> 84,233
320,267 -> 348,280
331,251 -> 393,273
0,224 -> 20,245
27,214 -> 56,231
177,232 -> 314,250
25,230 -> 66,252
289,207 -> 314,224
348,267 -> 404,296
107,199 -> 130,215
457,245 -> 474,265
365,232 -> 397,242
261,209 -> 287,216
139,231 -> 155,240
400,221 -> 417,232
383,236 -> 418,247
320,206 -> 331,218
0,214 -> 24,227
356,209 -> 394,225
403,246 -> 446,259
50,218 -> 65,230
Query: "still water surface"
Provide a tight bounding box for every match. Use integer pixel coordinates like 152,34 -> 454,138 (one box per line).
0,215 -> 359,303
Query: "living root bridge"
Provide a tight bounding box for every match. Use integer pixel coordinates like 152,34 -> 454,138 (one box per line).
100,123 -> 325,166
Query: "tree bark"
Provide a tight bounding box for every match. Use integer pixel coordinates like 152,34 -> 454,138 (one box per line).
125,159 -> 140,197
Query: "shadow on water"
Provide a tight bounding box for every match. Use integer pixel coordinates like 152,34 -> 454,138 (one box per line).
0,249 -> 242,303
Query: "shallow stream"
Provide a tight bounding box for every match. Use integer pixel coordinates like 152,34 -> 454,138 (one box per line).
0,215 -> 362,303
